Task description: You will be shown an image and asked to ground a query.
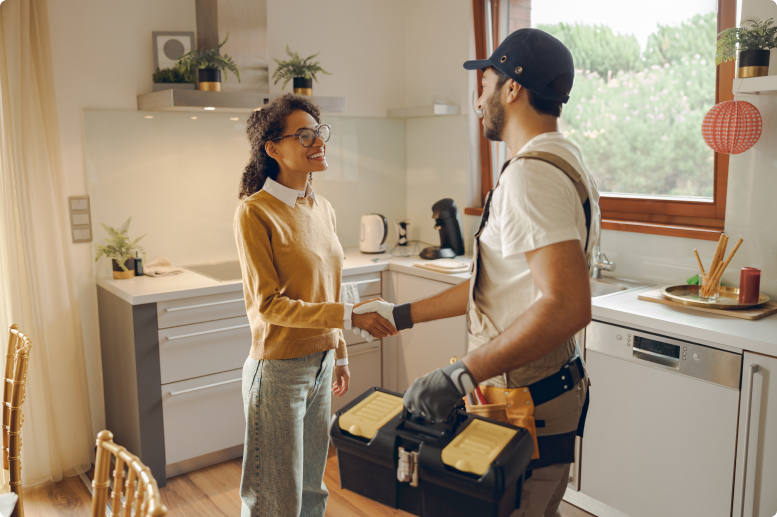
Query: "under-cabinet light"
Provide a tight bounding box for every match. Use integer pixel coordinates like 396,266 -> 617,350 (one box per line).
204,107 -> 215,110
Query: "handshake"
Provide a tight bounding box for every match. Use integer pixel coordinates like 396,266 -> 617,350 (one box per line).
351,299 -> 400,342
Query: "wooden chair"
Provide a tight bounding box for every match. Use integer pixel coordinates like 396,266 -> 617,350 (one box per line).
91,430 -> 167,517
1,324 -> 33,517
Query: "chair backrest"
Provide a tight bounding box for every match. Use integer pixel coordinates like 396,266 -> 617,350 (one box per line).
3,324 -> 32,517
91,430 -> 167,517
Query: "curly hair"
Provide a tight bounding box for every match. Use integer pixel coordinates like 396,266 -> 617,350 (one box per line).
238,93 -> 322,199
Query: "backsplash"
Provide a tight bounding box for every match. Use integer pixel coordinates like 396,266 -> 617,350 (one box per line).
84,110 -> 406,274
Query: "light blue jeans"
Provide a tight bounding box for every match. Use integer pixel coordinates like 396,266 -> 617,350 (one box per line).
240,350 -> 333,517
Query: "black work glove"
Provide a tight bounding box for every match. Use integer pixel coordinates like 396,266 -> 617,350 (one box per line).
403,359 -> 476,423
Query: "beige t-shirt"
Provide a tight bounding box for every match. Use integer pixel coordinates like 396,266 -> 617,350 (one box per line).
474,132 -> 600,334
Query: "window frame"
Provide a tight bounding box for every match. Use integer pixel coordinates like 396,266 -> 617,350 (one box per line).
465,0 -> 737,243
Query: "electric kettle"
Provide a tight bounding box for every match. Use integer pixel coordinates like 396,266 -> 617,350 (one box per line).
360,214 -> 387,254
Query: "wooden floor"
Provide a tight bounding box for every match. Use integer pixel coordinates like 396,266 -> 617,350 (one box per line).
23,455 -> 595,516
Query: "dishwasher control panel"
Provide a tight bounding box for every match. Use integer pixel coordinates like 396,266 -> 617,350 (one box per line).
587,321 -> 742,389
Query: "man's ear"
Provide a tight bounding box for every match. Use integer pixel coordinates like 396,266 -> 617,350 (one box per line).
265,141 -> 281,161
504,80 -> 522,104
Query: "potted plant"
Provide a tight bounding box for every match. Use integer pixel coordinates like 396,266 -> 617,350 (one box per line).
176,34 -> 240,92
272,45 -> 331,95
717,17 -> 777,78
151,66 -> 196,92
94,218 -> 146,279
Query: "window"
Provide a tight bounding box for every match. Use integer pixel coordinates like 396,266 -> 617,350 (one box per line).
467,0 -> 736,241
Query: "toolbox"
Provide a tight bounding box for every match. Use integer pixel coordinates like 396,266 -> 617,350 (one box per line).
329,388 -> 535,517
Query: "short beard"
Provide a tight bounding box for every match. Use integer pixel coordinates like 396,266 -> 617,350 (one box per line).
483,89 -> 506,141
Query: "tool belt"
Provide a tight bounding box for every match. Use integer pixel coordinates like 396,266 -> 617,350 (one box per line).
465,354 -> 587,461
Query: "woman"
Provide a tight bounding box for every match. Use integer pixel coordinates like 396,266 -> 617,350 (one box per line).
234,93 -> 397,517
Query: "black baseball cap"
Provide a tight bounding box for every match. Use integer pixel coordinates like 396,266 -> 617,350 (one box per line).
463,28 -> 575,103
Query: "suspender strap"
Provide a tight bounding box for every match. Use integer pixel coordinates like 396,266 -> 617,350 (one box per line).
513,151 -> 589,206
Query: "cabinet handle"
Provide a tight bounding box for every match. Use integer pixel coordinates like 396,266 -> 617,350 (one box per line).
347,345 -> 381,358
739,363 -> 760,517
343,279 -> 381,287
164,298 -> 244,312
166,323 -> 250,341
168,377 -> 241,397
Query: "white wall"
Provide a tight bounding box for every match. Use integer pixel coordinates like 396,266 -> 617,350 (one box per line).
402,0 -> 475,251
266,0 -> 406,117
48,0 -> 197,440
84,111 -> 406,272
402,0 -> 471,109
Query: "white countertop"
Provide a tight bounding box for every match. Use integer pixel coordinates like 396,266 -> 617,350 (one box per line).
592,286 -> 777,356
97,251 -> 777,356
96,248 -> 472,305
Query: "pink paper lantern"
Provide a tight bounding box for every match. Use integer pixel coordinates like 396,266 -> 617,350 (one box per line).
701,100 -> 762,154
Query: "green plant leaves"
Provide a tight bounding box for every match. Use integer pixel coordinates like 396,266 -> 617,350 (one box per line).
152,66 -> 195,84
94,218 -> 146,268
272,44 -> 331,89
715,17 -> 777,65
175,34 -> 241,83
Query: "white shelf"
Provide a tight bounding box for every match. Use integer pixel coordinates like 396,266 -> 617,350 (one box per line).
386,104 -> 460,118
732,75 -> 777,95
137,89 -> 346,113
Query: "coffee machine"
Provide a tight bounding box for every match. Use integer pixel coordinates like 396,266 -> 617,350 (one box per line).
420,199 -> 465,260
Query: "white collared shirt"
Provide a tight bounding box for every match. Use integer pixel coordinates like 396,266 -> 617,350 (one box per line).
261,177 -> 351,366
262,177 -> 318,208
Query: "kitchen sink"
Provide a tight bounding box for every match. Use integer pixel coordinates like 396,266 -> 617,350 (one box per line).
185,261 -> 242,282
590,276 -> 653,298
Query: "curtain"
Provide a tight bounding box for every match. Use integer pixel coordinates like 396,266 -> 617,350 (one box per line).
0,0 -> 93,486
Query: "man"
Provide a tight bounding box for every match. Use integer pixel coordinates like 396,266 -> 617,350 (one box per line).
356,28 -> 601,516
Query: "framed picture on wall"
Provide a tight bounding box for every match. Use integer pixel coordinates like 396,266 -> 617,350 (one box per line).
152,31 -> 195,70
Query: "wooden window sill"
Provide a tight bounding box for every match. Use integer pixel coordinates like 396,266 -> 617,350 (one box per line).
463,210 -> 722,241
602,220 -> 723,241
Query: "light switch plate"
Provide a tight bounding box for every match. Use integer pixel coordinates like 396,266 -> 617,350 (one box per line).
68,195 -> 92,243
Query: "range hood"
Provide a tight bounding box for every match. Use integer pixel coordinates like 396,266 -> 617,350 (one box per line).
137,89 -> 346,113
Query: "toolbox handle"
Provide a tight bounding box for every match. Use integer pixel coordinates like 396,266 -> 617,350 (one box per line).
400,405 -> 466,439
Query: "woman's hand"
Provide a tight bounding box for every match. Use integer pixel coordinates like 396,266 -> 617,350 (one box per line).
352,298 -> 398,338
332,365 -> 350,398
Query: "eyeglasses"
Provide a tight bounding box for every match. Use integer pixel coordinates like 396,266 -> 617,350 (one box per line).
271,124 -> 331,148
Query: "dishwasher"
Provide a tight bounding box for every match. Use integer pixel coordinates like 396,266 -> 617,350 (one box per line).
580,321 -> 742,517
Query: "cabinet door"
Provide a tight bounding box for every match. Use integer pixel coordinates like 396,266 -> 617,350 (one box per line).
734,352 -> 777,517
161,369 -> 245,467
395,274 -> 467,392
331,341 -> 382,414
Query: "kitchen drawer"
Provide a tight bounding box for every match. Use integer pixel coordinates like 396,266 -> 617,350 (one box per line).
159,316 -> 251,384
342,272 -> 382,299
157,291 -> 246,329
331,341 -> 382,414
161,369 -> 245,466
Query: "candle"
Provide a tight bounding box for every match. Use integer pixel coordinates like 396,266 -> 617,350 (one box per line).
739,267 -> 761,304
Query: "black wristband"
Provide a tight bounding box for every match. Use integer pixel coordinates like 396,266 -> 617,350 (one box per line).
393,303 -> 414,331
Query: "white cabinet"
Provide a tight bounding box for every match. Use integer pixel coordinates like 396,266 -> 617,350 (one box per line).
734,352 -> 777,517
392,273 -> 467,392
162,369 -> 245,476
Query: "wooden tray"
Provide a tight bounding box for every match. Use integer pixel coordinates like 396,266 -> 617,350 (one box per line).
638,289 -> 777,320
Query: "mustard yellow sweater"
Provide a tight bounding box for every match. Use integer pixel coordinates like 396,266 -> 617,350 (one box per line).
233,190 -> 347,360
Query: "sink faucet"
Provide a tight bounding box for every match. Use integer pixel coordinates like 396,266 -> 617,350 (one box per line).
590,245 -> 616,279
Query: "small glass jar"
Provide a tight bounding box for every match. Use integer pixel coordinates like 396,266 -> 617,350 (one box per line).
700,275 -> 720,302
